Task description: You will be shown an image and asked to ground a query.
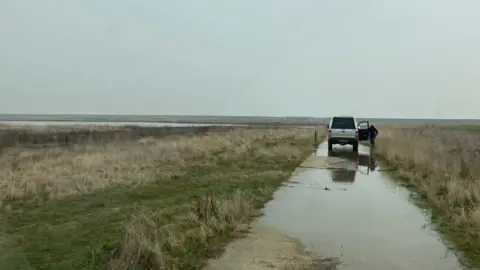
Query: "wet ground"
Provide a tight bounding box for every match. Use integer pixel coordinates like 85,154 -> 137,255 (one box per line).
259,142 -> 465,270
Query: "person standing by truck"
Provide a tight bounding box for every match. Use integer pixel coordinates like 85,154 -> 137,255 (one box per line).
368,124 -> 379,146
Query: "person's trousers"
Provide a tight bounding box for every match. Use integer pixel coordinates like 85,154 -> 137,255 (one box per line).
370,135 -> 376,145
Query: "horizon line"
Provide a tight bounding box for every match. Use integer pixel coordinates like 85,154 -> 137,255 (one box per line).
0,113 -> 477,120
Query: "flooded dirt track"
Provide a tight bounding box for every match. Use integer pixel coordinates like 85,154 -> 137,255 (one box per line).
259,142 -> 465,270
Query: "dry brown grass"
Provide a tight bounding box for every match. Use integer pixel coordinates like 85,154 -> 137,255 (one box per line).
0,124 -> 238,148
109,190 -> 256,270
374,125 -> 480,265
0,125 -> 323,270
0,127 -> 314,203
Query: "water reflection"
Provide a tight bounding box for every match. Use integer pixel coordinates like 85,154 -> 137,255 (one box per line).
329,169 -> 357,183
327,148 -> 378,183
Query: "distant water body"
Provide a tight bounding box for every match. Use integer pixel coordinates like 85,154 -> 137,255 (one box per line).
0,121 -> 233,127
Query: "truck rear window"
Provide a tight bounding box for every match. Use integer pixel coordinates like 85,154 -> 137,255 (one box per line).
331,117 -> 355,129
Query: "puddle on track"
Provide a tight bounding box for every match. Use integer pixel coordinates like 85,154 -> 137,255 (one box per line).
259,142 -> 465,270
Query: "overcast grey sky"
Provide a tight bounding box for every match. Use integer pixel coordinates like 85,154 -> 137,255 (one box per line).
1,0 -> 479,118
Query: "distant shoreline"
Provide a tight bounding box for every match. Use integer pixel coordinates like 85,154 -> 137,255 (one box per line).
0,120 -> 314,127
0,114 -> 478,125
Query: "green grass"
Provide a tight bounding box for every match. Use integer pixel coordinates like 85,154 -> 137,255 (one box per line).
0,135 -> 316,270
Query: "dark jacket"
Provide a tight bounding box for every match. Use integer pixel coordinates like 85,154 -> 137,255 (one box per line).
368,125 -> 378,137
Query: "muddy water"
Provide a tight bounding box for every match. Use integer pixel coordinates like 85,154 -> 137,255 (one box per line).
259,142 -> 464,270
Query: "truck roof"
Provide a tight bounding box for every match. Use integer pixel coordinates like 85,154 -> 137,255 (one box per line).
332,115 -> 355,118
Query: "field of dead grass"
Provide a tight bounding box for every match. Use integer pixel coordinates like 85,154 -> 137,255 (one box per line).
0,125 -> 323,270
373,125 -> 480,266
0,124 -> 239,148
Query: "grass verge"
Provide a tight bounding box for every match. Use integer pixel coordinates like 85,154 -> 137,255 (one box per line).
0,126 -> 322,270
372,125 -> 480,268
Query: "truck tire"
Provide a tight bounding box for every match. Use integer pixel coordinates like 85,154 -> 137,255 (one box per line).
328,141 -> 333,151
352,143 -> 358,152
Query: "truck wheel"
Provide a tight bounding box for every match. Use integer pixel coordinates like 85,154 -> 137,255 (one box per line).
328,141 -> 333,151
352,143 -> 358,152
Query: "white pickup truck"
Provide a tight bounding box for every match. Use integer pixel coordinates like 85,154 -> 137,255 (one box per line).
327,116 -> 369,152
